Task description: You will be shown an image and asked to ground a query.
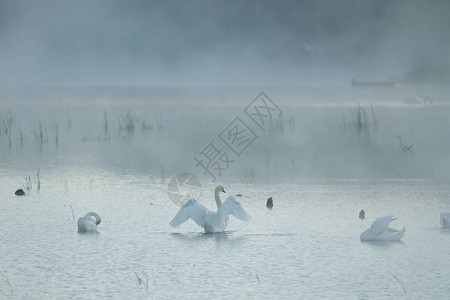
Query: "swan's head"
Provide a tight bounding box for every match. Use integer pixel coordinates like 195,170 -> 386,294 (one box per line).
215,185 -> 226,193
86,212 -> 101,225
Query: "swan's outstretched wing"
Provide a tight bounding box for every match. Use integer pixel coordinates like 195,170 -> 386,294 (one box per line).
441,212 -> 450,227
370,215 -> 395,236
170,199 -> 208,228
218,196 -> 251,222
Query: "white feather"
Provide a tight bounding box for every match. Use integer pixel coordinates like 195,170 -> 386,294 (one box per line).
169,199 -> 207,228
369,215 -> 396,236
218,196 -> 251,223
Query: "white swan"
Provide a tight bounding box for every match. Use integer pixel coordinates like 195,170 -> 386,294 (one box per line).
360,215 -> 405,241
77,212 -> 101,232
170,185 -> 251,233
440,212 -> 450,228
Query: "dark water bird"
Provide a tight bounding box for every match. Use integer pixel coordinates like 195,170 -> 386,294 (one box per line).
266,197 -> 273,209
440,212 -> 450,227
15,189 -> 25,196
359,209 -> 365,219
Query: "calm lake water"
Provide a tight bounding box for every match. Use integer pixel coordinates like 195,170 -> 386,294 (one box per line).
1,86 -> 450,298
1,172 -> 450,299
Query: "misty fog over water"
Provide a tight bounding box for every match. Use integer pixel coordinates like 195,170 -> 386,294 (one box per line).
2,1 -> 450,299
1,85 -> 450,183
0,0 -> 449,86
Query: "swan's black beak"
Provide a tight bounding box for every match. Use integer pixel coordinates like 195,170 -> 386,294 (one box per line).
222,189 -> 226,193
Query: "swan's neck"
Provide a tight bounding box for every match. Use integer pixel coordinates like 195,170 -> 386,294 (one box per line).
86,212 -> 101,225
215,189 -> 222,208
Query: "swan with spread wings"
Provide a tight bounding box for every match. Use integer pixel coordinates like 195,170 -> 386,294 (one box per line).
170,185 -> 251,233
360,215 -> 405,241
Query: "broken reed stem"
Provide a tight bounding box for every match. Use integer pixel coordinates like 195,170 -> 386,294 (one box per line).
392,274 -> 406,295
69,204 -> 75,222
134,272 -> 149,293
1,277 -> 14,296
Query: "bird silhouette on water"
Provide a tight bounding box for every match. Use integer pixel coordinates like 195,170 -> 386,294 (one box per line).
359,209 -> 365,219
266,197 -> 273,209
15,189 -> 25,196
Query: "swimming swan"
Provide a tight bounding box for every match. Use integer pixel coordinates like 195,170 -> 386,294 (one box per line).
170,185 -> 251,233
440,212 -> 450,228
360,215 -> 405,241
77,212 -> 101,232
